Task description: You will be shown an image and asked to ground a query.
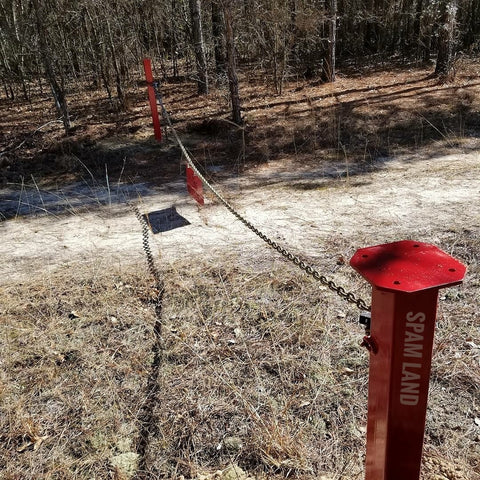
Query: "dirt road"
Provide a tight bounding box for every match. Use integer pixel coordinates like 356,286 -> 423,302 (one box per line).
1,148 -> 479,284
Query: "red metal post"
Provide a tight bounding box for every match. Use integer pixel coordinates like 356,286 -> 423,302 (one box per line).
186,166 -> 205,205
143,58 -> 162,141
350,241 -> 466,480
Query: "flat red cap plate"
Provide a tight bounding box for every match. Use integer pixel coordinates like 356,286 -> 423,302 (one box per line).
350,240 -> 466,293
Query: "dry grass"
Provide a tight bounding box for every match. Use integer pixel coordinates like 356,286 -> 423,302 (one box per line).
0,269 -> 156,478
1,228 -> 479,479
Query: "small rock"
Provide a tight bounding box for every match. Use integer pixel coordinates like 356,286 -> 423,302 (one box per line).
234,328 -> 243,338
111,452 -> 139,478
220,464 -> 248,480
223,436 -> 243,452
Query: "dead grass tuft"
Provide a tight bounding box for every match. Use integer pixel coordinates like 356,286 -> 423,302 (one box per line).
0,269 -> 156,478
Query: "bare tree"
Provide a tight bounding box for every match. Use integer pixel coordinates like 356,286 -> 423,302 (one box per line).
106,18 -> 126,108
222,0 -> 242,125
0,0 -> 29,100
211,0 -> 226,79
324,0 -> 337,82
31,0 -> 71,133
189,0 -> 209,94
435,0 -> 458,77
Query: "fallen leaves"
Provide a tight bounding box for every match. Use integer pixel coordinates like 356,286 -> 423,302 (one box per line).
17,433 -> 49,453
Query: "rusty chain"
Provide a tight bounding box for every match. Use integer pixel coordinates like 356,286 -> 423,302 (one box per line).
129,202 -> 163,288
150,81 -> 371,312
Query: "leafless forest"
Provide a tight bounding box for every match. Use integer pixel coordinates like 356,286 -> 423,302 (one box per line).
1,0 -> 477,130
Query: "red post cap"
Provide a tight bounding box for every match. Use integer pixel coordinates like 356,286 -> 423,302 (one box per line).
350,240 -> 466,293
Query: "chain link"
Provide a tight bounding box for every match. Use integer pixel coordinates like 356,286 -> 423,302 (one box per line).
149,81 -> 371,312
129,203 -> 163,288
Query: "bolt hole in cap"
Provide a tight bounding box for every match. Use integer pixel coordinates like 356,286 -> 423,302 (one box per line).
350,240 -> 467,293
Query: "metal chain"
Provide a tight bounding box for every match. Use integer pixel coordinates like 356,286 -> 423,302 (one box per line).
150,81 -> 371,312
129,202 -> 163,288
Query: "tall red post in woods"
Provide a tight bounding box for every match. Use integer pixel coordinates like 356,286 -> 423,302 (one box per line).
143,58 -> 162,141
350,241 -> 466,480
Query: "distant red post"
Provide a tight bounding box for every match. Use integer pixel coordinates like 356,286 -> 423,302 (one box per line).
350,241 -> 466,480
143,58 -> 162,141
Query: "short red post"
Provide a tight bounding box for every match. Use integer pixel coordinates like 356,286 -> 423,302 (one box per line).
143,58 -> 162,141
186,166 -> 205,205
350,241 -> 466,480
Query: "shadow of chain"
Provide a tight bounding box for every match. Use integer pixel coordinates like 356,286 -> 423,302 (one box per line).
135,286 -> 164,479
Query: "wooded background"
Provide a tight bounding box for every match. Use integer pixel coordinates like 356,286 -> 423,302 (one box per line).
0,0 -> 477,130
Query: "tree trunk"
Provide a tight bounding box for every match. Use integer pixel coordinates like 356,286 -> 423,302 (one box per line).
85,6 -> 112,99
170,0 -> 179,78
11,0 -> 29,101
106,20 -> 126,108
414,0 -> 424,59
288,0 -> 297,66
222,1 -> 242,125
364,0 -> 378,53
31,0 -> 71,134
422,23 -> 433,62
211,1 -> 226,79
435,0 -> 458,77
467,0 -> 480,48
0,37 -> 14,99
189,0 -> 209,94
325,0 -> 337,82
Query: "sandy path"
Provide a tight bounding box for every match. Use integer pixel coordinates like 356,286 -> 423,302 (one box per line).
1,150 -> 479,284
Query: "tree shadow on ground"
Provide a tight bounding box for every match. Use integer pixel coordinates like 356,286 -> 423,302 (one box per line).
0,179 -> 158,221
1,65 -> 479,221
244,85 -> 480,166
